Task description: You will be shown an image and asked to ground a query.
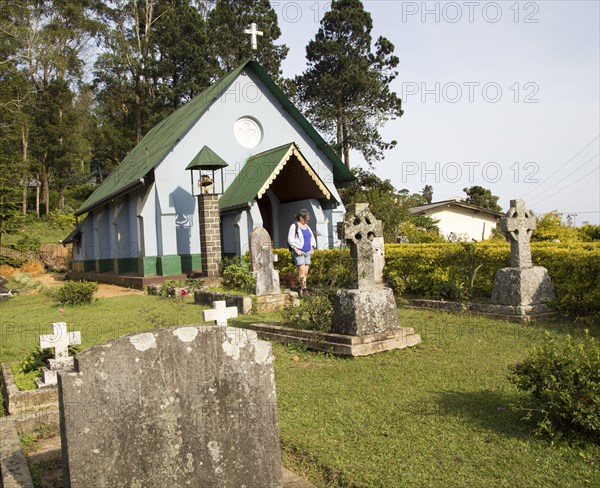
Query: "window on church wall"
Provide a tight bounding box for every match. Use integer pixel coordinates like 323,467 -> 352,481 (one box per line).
234,117 -> 262,148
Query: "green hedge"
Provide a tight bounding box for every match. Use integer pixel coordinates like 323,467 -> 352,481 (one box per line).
274,242 -> 600,317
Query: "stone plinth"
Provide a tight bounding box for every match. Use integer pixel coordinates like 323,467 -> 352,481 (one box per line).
58,326 -> 282,488
491,266 -> 555,306
332,287 -> 400,336
248,323 -> 421,357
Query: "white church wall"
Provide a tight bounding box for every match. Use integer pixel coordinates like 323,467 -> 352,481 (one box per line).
152,67 -> 344,255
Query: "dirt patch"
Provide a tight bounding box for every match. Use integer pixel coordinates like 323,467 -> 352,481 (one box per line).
25,433 -> 63,488
35,273 -> 145,299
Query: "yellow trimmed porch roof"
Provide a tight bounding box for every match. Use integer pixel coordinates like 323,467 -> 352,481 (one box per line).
219,143 -> 335,212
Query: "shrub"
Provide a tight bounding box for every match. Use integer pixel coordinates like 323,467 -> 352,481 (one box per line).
509,331 -> 600,442
156,278 -> 203,298
281,291 -> 333,332
55,280 -> 98,305
222,259 -> 255,293
0,255 -> 25,268
48,208 -> 76,230
15,233 -> 41,253
21,260 -> 44,276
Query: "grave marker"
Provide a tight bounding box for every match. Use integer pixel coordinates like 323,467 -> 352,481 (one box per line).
250,227 -> 280,296
203,300 -> 238,326
58,325 -> 282,487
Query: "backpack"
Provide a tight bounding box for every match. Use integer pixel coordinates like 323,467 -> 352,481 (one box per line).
288,223 -> 299,253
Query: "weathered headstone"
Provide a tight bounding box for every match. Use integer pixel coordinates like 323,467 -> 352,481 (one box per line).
492,199 -> 555,307
202,300 -> 239,326
58,325 -> 282,488
501,199 -> 536,267
36,322 -> 81,388
333,204 -> 402,336
338,203 -> 384,288
250,227 -> 280,296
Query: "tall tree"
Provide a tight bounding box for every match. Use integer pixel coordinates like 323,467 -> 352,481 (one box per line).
93,0 -> 215,168
153,1 -> 216,109
207,0 -> 288,80
295,0 -> 403,168
1,0 -> 98,216
463,186 -> 502,212
422,185 -> 433,204
340,168 -> 439,243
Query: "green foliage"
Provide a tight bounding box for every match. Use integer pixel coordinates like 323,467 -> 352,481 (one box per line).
222,258 -> 256,293
207,0 -> 288,80
510,331 -> 600,442
157,278 -> 203,298
339,168 -> 440,243
281,291 -> 333,332
295,0 -> 403,166
15,233 -> 41,252
11,343 -> 81,391
10,272 -> 44,291
579,224 -> 600,242
463,186 -> 503,212
54,280 -> 98,305
0,255 -> 26,268
48,208 -> 76,231
532,211 -> 579,242
432,267 -> 468,301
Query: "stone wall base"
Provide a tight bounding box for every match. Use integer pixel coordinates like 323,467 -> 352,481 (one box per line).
247,323 -> 421,357
408,299 -> 557,323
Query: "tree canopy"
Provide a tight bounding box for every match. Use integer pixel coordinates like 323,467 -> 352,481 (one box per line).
295,0 -> 403,168
463,186 -> 502,212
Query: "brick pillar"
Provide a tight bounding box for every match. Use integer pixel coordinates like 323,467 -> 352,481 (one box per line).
198,195 -> 222,277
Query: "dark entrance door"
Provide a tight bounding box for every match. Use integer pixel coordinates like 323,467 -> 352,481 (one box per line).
257,195 -> 273,240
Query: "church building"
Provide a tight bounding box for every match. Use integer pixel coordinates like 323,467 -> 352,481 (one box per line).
65,60 -> 353,286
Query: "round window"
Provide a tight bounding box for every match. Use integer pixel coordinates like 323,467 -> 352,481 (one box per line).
233,117 -> 262,148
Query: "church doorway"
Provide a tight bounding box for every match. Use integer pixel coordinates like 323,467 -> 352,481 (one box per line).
257,195 -> 273,240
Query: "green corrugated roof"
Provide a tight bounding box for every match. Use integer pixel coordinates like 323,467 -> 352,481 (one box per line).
185,146 -> 228,170
219,143 -> 293,211
76,60 -> 354,216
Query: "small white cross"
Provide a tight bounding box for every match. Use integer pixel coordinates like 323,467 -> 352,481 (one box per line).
203,301 -> 238,327
245,22 -> 263,51
39,322 -> 81,364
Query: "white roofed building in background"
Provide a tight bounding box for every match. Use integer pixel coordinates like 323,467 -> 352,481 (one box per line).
410,198 -> 503,242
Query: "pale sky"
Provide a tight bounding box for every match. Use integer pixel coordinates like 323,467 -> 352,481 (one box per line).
273,0 -> 600,224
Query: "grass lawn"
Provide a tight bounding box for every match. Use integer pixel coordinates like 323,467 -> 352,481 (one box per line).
1,292 -> 598,487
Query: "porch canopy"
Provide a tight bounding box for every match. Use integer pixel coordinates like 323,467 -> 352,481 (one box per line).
219,142 -> 335,212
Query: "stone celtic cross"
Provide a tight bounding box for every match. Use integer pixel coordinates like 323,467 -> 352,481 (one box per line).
203,300 -> 239,327
39,322 -> 81,369
500,199 -> 536,268
339,203 -> 384,289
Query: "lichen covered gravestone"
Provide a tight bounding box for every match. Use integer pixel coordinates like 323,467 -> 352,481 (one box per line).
492,199 -> 555,307
58,325 -> 282,488
250,226 -> 280,296
333,203 -> 401,336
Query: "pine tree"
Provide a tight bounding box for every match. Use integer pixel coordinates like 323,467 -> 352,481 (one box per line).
295,0 -> 403,168
463,186 -> 502,212
207,0 -> 288,80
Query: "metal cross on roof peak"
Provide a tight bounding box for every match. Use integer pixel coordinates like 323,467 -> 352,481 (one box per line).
245,22 -> 263,51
